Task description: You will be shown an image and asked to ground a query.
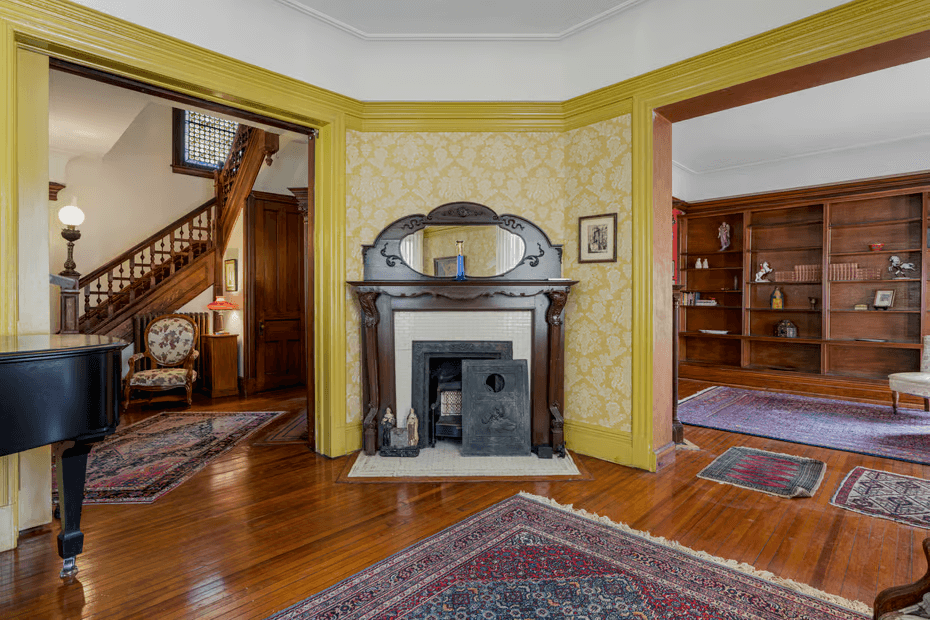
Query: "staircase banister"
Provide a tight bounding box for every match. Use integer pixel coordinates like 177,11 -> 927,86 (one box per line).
79,198 -> 216,288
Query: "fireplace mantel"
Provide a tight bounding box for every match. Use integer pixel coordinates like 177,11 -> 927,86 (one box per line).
350,202 -> 577,458
348,279 -> 577,457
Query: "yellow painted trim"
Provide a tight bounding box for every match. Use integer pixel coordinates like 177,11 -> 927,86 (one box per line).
565,421 -> 632,466
360,102 -> 564,133
0,19 -> 15,338
344,423 -> 363,453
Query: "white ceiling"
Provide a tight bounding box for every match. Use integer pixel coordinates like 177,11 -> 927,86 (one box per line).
274,0 -> 649,40
672,57 -> 930,176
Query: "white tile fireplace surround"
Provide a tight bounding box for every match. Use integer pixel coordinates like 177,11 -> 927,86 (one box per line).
394,310 -> 533,417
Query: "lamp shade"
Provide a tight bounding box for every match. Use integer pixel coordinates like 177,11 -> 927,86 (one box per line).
58,204 -> 85,227
207,296 -> 239,311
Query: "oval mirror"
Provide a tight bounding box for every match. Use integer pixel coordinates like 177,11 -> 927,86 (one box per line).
399,225 -> 526,277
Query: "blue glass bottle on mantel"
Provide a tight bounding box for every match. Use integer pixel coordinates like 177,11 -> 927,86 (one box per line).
455,240 -> 466,281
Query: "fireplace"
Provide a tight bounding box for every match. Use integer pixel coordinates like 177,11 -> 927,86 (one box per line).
410,340 -> 513,448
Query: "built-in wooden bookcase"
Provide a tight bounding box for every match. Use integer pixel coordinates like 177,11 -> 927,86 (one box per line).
678,174 -> 930,403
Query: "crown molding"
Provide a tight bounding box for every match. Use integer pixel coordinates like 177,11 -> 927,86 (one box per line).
272,0 -> 649,42
359,101 -> 566,132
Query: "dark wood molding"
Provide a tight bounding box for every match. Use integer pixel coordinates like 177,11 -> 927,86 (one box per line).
170,163 -> 216,179
657,30 -> 930,123
873,538 -> 930,619
683,170 -> 930,216
48,182 -> 66,201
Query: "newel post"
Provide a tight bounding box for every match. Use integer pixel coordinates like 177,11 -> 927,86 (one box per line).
545,289 -> 570,456
357,291 -> 381,455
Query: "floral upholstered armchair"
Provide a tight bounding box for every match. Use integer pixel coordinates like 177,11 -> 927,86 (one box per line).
123,314 -> 200,410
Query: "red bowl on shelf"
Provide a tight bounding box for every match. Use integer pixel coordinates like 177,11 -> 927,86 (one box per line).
868,243 -> 884,251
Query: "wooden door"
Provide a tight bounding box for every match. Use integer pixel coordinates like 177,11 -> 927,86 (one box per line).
247,192 -> 305,392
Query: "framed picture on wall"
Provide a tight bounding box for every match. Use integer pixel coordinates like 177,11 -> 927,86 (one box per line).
434,256 -> 461,277
224,258 -> 238,292
578,213 -> 617,263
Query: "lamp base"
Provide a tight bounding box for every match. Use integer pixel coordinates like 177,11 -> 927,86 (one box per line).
212,310 -> 224,334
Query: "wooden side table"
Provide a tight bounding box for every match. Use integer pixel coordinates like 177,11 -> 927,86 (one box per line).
202,334 -> 239,398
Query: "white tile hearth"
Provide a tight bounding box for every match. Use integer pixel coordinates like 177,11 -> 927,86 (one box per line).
348,440 -> 581,478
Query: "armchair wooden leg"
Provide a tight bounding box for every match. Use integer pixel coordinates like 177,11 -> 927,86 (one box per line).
186,385 -> 193,406
892,391 -> 900,414
123,382 -> 132,411
924,398 -> 929,412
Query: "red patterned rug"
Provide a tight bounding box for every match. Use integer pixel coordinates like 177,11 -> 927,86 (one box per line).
55,410 -> 283,504
679,386 -> 930,465
831,466 -> 930,528
267,494 -> 868,619
697,446 -> 826,498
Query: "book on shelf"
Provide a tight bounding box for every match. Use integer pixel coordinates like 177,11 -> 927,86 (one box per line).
694,299 -> 718,306
829,262 -> 857,281
793,264 -> 821,282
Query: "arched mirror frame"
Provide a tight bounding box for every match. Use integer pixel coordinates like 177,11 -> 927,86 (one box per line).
361,202 -> 563,281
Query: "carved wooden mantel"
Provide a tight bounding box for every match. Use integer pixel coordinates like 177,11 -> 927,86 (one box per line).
349,201 -> 577,458
348,279 -> 577,457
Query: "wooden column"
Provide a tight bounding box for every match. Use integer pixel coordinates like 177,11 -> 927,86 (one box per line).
50,273 -> 79,334
545,290 -> 569,456
356,291 -> 381,455
290,184 -> 315,451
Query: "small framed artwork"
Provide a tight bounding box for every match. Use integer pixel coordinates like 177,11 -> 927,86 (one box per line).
578,213 -> 617,263
434,256 -> 460,277
224,258 -> 238,292
873,289 -> 895,309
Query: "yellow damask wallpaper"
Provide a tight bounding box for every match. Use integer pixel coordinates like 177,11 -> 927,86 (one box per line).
563,115 -> 634,432
344,118 -> 633,437
345,131 -> 569,425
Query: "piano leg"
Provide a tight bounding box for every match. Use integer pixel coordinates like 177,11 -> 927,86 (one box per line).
54,441 -> 93,579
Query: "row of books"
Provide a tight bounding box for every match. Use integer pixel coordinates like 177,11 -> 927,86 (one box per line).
828,263 -> 882,281
681,291 -> 718,306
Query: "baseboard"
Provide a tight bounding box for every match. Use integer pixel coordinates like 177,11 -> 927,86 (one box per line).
344,423 -> 363,453
653,441 -> 676,472
564,420 -> 634,467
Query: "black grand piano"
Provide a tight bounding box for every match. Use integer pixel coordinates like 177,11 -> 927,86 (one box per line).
0,334 -> 123,578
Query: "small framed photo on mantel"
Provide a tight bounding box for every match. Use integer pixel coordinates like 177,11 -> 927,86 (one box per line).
578,213 -> 618,263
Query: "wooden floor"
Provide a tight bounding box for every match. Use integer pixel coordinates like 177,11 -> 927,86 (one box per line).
1,380 -> 928,618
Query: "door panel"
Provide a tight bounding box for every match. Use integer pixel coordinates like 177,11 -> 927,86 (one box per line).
250,193 -> 305,392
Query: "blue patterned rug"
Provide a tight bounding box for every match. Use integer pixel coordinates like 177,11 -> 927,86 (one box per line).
680,386 -> 930,465
267,494 -> 868,619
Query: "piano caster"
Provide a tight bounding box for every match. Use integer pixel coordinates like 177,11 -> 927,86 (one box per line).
60,557 -> 78,579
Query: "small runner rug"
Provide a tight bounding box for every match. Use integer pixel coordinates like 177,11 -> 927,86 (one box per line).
697,446 -> 826,498
679,386 -> 930,465
267,493 -> 868,619
831,466 -> 930,528
56,410 -> 283,504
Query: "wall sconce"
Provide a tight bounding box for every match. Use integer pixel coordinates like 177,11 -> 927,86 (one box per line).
58,202 -> 85,278
207,296 -> 239,334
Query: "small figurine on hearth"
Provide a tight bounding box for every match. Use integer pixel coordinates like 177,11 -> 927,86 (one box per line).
754,261 -> 773,282
380,408 -> 395,449
406,408 -> 419,446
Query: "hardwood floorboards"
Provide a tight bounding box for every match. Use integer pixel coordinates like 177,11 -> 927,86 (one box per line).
1,380 -> 927,618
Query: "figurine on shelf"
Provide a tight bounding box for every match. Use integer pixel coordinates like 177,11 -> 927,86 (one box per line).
754,261 -> 773,282
809,297 -> 817,310
770,286 -> 784,309
694,258 -> 703,269
701,258 -> 709,269
718,222 -> 731,251
888,255 -> 916,279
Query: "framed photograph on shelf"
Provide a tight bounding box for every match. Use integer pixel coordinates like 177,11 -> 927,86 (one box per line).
578,213 -> 617,263
873,289 -> 895,309
434,256 -> 460,277
224,258 -> 238,292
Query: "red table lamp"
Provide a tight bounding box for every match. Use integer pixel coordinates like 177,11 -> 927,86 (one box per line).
207,296 -> 239,334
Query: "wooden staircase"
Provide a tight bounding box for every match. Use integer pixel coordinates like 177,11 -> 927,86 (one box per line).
77,125 -> 279,342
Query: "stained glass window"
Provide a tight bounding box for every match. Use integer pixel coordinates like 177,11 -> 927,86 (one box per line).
180,110 -> 238,170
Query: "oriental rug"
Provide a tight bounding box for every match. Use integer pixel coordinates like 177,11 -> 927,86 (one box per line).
54,410 -> 283,504
267,493 -> 869,619
679,386 -> 930,465
831,466 -> 930,528
254,411 -> 308,445
697,446 -> 826,498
